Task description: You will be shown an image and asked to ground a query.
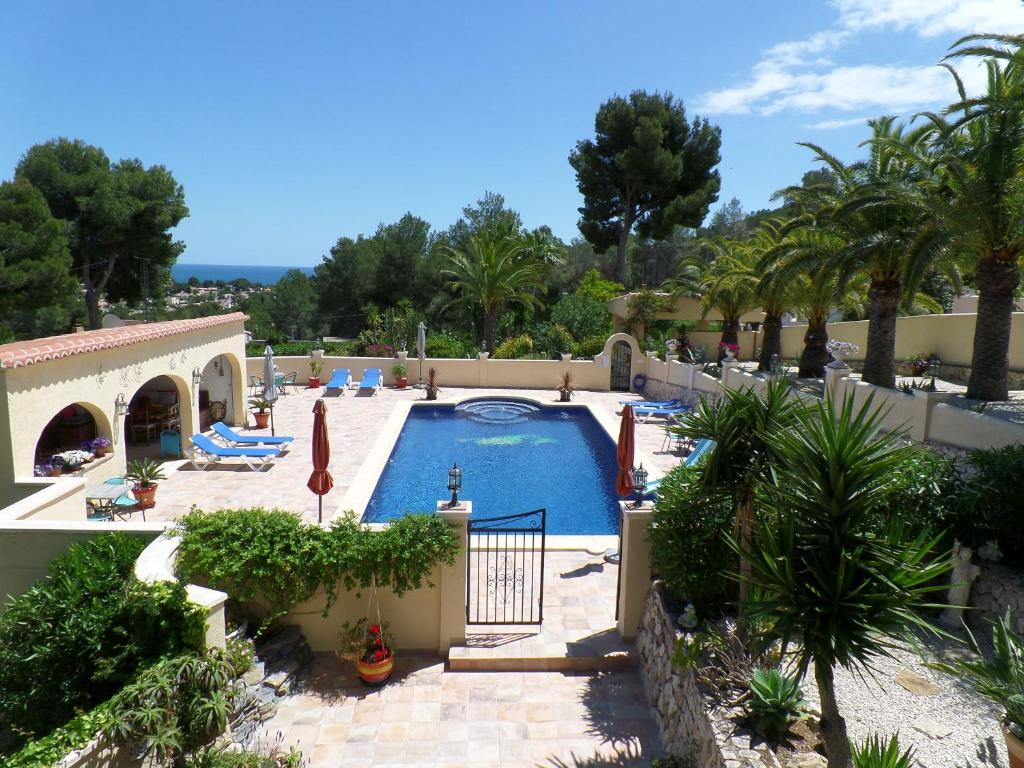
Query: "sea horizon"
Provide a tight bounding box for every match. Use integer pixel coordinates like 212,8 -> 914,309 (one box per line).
171,263 -> 315,285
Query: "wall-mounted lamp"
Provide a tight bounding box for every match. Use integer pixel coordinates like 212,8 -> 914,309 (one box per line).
192,366 -> 203,388
114,393 -> 129,417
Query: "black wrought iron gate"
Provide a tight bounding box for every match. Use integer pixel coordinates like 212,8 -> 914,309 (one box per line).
466,509 -> 546,625
610,340 -> 632,391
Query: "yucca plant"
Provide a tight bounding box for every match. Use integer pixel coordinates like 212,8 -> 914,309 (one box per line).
735,393 -> 953,768
851,734 -> 915,768
746,667 -> 806,740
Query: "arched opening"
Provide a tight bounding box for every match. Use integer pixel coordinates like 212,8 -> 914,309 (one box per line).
33,402 -> 112,476
197,353 -> 238,430
610,340 -> 633,392
125,375 -> 186,463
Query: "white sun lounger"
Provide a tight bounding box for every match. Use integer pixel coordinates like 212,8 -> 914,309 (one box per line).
188,433 -> 280,471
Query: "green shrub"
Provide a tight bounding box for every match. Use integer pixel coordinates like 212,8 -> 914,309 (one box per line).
550,292 -> 611,341
955,444 -> 1024,558
649,464 -> 735,613
245,340 -> 355,357
851,734 -> 915,768
493,334 -> 534,359
573,335 -> 607,358
225,634 -> 255,676
424,330 -> 469,358
535,323 -> 576,359
0,533 -> 205,744
877,447 -> 960,537
187,745 -> 304,768
745,667 -> 806,740
175,508 -> 462,623
5,703 -> 114,768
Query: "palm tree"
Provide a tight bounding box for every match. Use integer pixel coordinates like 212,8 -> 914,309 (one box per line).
910,36 -> 1024,400
441,232 -> 547,352
698,238 -> 760,360
783,118 -> 940,388
675,378 -> 803,601
738,394 -> 952,768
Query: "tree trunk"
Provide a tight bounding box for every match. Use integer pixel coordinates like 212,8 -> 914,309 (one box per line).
757,312 -> 783,371
862,273 -> 900,388
799,317 -> 830,378
85,285 -> 102,330
815,660 -> 852,768
736,490 -> 754,603
614,222 -> 631,286
967,255 -> 1021,401
718,318 -> 740,362
482,309 -> 498,354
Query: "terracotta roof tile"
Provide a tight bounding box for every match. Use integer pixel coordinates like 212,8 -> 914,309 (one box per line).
0,313 -> 247,369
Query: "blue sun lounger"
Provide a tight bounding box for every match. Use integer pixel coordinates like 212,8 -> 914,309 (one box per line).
619,398 -> 681,408
633,403 -> 692,422
354,367 -> 382,394
324,368 -> 352,395
211,421 -> 294,447
643,439 -> 716,500
188,433 -> 280,471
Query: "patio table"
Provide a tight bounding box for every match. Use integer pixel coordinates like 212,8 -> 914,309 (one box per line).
85,483 -> 138,521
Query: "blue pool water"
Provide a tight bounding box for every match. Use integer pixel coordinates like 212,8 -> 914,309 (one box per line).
363,399 -> 622,535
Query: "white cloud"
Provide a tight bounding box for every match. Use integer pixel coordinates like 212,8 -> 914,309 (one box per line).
696,0 -> 1022,117
803,116 -> 872,130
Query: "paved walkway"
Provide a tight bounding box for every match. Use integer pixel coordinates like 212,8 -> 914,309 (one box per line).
148,385 -> 686,523
254,654 -> 659,767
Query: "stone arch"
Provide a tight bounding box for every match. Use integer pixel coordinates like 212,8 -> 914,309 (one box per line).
123,374 -> 192,462
198,351 -> 244,427
598,333 -> 643,392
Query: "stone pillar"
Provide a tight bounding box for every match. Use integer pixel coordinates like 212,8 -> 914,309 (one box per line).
720,359 -> 740,388
910,390 -> 953,443
617,501 -> 654,641
665,354 -> 679,365
824,365 -> 851,399
682,363 -> 696,393
437,501 -> 471,653
477,352 -> 489,388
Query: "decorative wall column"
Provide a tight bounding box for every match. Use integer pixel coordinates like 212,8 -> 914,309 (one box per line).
823,365 -> 851,399
478,352 -> 489,388
437,501 -> 471,653
720,359 -> 741,388
617,501 -> 654,641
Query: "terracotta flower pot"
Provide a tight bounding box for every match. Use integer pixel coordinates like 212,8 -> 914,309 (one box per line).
253,412 -> 270,429
1003,725 -> 1024,768
356,654 -> 394,685
134,484 -> 158,509
94,446 -> 109,457
395,377 -> 408,389
48,466 -> 62,477
308,377 -> 321,388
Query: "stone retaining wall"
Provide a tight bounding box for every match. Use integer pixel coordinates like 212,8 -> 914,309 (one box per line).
969,563 -> 1024,633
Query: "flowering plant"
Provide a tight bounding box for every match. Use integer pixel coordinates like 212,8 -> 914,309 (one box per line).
49,454 -> 66,467
718,342 -> 740,355
337,617 -> 393,664
364,343 -> 395,358
53,450 -> 92,466
34,463 -> 54,477
91,437 -> 112,449
826,340 -> 859,356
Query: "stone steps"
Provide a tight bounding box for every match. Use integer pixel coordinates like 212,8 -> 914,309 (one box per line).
447,627 -> 637,672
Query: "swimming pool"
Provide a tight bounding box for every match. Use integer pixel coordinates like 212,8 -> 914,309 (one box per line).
363,398 -> 622,535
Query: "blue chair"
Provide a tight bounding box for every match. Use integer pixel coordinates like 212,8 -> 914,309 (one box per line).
211,421 -> 294,447
188,433 -> 280,471
633,403 -> 692,422
354,368 -> 382,394
324,368 -> 351,395
643,439 -> 716,501
104,476 -> 142,520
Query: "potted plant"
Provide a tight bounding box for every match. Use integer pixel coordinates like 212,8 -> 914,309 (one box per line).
248,398 -> 272,429
308,359 -> 323,389
425,367 -> 440,401
932,611 -> 1024,768
49,454 -> 66,475
90,436 -> 112,457
905,353 -> 929,377
825,340 -> 859,369
557,370 -> 575,402
337,618 -> 394,685
719,342 -> 740,361
126,458 -> 167,508
34,463 -> 55,478
392,363 -> 408,389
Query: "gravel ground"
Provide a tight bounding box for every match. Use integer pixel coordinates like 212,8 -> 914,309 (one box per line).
801,634 -> 1005,768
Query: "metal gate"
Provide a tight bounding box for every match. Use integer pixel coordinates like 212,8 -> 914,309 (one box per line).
610,340 -> 632,391
466,509 -> 546,625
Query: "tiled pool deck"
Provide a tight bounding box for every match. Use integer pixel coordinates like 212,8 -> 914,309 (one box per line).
149,385 -> 685,524
254,654 -> 659,767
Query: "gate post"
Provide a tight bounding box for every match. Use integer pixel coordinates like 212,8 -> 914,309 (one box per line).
437,501 -> 471,653
616,500 -> 654,641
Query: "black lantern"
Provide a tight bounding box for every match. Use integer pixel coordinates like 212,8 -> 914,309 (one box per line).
447,462 -> 463,507
633,463 -> 649,507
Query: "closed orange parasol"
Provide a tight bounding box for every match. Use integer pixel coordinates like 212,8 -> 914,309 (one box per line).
615,404 -> 636,498
307,398 -> 334,523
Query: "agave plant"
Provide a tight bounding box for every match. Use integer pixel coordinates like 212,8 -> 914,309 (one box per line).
851,734 -> 915,768
746,667 -> 806,740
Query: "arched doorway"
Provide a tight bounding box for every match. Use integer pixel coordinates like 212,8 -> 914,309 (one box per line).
611,340 -> 632,391
125,375 -> 187,463
33,402 -> 111,475
197,354 -> 237,429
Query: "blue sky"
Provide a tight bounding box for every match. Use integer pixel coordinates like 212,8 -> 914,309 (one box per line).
2,1 -> 1023,268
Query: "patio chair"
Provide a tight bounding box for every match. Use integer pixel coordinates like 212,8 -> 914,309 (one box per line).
211,421 -> 294,447
248,375 -> 264,397
633,403 -> 692,423
324,368 -> 351,394
103,476 -> 144,521
354,368 -> 383,394
187,433 -> 280,471
277,371 -> 298,395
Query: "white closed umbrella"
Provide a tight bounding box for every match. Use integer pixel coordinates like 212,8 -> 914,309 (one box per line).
262,345 -> 279,436
416,321 -> 426,387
